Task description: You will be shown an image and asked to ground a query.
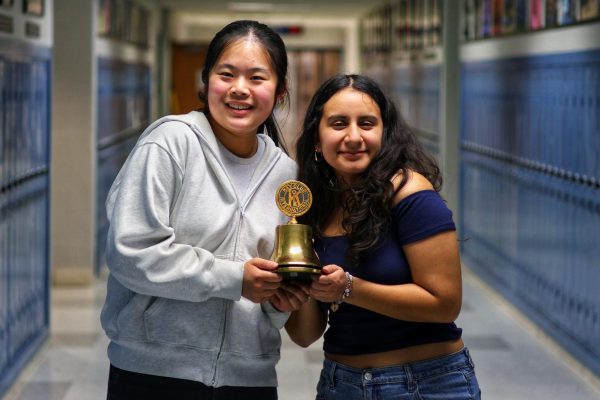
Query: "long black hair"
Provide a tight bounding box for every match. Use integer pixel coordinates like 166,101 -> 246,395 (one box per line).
199,20 -> 289,152
296,74 -> 441,264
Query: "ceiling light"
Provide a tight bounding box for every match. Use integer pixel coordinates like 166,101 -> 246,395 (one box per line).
228,2 -> 311,12
228,2 -> 276,12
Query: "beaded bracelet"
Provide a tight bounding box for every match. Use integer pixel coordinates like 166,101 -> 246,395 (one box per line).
330,272 -> 353,312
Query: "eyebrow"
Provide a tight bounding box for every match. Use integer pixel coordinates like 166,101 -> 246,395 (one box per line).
216,63 -> 270,74
326,114 -> 378,122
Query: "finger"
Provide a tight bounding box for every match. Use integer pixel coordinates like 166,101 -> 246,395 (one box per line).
312,279 -> 336,290
310,286 -> 339,302
281,283 -> 309,296
251,258 -> 279,271
276,287 -> 306,306
318,272 -> 345,286
263,276 -> 283,285
254,272 -> 282,285
288,282 -> 312,295
321,264 -> 341,275
309,287 -> 330,298
270,291 -> 287,306
271,291 -> 283,303
285,289 -> 309,304
260,292 -> 279,304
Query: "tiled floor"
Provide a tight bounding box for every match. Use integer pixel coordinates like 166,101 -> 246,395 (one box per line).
3,267 -> 600,400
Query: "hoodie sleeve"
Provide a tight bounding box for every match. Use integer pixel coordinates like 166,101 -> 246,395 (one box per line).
261,302 -> 290,329
105,139 -> 243,303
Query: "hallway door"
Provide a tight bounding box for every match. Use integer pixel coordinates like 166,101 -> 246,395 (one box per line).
170,43 -> 208,114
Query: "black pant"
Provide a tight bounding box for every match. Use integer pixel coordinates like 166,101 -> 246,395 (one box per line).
107,365 -> 278,400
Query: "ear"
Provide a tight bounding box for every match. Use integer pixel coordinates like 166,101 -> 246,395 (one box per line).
276,79 -> 289,103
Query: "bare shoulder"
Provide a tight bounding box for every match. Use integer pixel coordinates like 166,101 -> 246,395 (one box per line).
392,170 -> 434,205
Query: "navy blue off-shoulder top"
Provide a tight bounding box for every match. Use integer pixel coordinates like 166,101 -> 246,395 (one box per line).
315,190 -> 462,355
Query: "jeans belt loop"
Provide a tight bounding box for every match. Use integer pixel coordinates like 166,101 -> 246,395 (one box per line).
329,360 -> 337,389
464,347 -> 475,369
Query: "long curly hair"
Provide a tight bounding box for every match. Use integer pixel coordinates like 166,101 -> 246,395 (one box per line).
296,74 -> 441,264
198,20 -> 289,153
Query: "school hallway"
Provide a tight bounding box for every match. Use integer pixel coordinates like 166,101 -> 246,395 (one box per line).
2,265 -> 598,400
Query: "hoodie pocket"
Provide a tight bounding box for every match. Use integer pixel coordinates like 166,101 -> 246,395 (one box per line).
225,298 -> 281,357
144,297 -> 224,350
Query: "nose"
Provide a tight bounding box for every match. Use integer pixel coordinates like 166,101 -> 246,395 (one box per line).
230,77 -> 249,97
344,124 -> 363,146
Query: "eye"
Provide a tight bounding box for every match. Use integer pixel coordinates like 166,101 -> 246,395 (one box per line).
360,121 -> 374,129
325,116 -> 349,130
217,71 -> 233,78
359,117 -> 377,129
250,75 -> 266,81
331,120 -> 347,129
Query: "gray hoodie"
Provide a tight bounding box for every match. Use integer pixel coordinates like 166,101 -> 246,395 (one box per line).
101,111 -> 297,387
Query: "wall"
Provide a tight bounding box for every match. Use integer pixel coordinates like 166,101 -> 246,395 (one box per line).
52,0 -> 97,284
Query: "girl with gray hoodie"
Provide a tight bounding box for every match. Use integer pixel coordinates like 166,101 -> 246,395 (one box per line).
101,20 -> 308,400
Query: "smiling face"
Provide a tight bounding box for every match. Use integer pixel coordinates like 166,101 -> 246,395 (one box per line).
207,38 -> 279,157
316,88 -> 383,184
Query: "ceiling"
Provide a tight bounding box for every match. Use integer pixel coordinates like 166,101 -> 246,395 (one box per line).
157,0 -> 388,18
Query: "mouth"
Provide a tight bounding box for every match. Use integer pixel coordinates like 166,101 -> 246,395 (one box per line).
227,102 -> 252,111
338,150 -> 366,160
339,150 -> 366,155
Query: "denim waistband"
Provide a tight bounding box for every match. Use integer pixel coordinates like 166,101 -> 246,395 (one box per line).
323,347 -> 475,386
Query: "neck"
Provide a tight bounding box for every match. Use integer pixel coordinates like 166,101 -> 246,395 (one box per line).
224,137 -> 258,158
210,122 -> 259,158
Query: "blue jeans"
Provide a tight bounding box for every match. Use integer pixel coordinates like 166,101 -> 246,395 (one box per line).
316,347 -> 481,400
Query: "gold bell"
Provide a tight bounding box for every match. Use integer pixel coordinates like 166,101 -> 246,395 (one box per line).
271,180 -> 322,281
271,219 -> 321,281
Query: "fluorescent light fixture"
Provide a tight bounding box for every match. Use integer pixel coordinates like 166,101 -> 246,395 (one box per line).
228,2 -> 311,12
228,2 -> 276,12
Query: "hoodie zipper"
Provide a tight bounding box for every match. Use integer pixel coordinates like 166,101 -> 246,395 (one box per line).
191,127 -> 282,385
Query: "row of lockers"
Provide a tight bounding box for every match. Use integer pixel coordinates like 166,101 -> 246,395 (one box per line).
96,58 -> 151,272
461,149 -> 600,374
461,49 -> 600,180
391,64 -> 441,136
460,49 -> 600,376
97,57 -> 150,143
366,63 -> 441,157
0,42 -> 150,400
96,136 -> 139,272
0,176 -> 49,374
0,50 -> 51,397
0,58 -> 50,186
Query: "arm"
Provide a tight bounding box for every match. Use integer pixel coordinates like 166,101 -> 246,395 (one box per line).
308,171 -> 462,323
284,296 -> 328,347
342,230 -> 461,322
107,140 -> 279,303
